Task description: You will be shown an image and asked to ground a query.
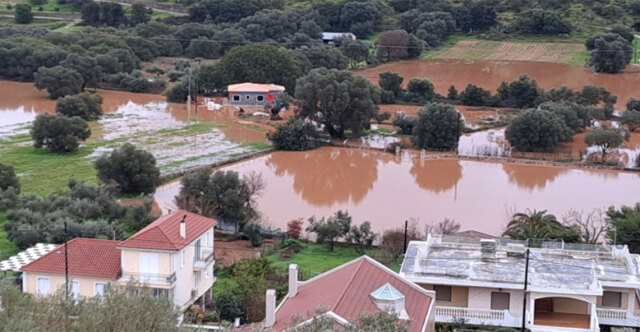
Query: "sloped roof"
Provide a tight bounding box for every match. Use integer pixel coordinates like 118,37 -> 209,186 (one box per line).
272,256 -> 433,332
228,83 -> 286,93
20,238 -> 121,279
0,243 -> 57,272
118,210 -> 216,251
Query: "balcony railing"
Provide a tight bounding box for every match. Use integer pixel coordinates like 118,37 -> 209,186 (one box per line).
435,306 -> 520,327
597,308 -> 627,320
193,250 -> 214,270
596,308 -> 640,327
120,270 -> 177,285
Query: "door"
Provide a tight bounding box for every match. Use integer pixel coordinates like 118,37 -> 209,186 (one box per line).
536,298 -> 554,313
139,253 -> 159,283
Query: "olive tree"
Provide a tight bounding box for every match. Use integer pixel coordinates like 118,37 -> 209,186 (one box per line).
55,92 -> 103,120
295,68 -> 379,138
585,33 -> 632,73
34,66 -> 84,99
95,143 -> 160,194
411,103 -> 463,151
267,118 -> 322,151
30,114 -> 91,153
306,210 -> 352,251
620,111 -> 640,132
14,4 -> 33,24
0,163 -> 20,192
584,126 -> 629,161
505,109 -> 569,152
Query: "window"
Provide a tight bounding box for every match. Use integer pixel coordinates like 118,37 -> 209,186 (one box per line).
205,268 -> 209,279
36,277 -> 50,295
245,95 -> 250,100
195,239 -> 201,261
95,283 -> 106,297
181,249 -> 185,267
257,95 -> 264,102
205,232 -> 210,247
172,253 -> 179,273
233,95 -> 240,101
434,285 -> 451,302
69,280 -> 80,300
194,271 -> 201,289
602,291 -> 622,308
491,292 -> 510,310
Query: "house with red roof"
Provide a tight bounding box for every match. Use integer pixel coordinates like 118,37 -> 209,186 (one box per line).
227,82 -> 285,106
263,256 -> 436,331
20,210 -> 217,311
21,238 -> 121,299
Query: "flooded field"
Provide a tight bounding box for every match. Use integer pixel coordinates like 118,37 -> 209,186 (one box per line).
155,147 -> 640,236
358,60 -> 640,109
0,81 -> 269,193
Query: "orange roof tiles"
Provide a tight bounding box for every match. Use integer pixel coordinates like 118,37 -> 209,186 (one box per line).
118,210 -> 216,251
272,256 -> 433,332
20,238 -> 121,279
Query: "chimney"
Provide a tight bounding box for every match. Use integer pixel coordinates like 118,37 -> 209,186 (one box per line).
180,215 -> 186,239
265,289 -> 276,328
288,264 -> 298,297
480,239 -> 497,262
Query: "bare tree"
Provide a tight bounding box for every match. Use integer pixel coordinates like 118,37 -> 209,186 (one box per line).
381,219 -> 423,262
562,208 -> 609,244
425,218 -> 461,235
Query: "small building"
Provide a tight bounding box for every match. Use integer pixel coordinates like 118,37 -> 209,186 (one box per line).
227,82 -> 285,106
401,234 -> 640,332
19,210 -> 217,313
21,238 -> 121,299
321,32 -> 357,43
263,256 -> 436,331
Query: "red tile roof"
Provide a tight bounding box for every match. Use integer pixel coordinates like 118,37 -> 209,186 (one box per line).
272,256 -> 434,332
20,238 -> 121,279
118,210 -> 216,251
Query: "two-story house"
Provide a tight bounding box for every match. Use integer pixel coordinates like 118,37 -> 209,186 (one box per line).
118,211 -> 216,311
401,234 -> 640,332
20,210 -> 216,312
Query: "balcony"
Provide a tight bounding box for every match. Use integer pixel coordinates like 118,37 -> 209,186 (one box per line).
193,250 -> 214,271
119,270 -> 177,288
597,308 -> 640,327
435,306 -> 519,327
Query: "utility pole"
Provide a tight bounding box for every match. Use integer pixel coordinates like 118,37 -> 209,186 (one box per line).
403,220 -> 408,254
64,221 -> 69,301
521,248 -> 530,332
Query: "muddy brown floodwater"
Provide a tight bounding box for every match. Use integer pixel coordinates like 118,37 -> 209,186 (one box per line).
155,147 -> 640,236
358,60 -> 640,109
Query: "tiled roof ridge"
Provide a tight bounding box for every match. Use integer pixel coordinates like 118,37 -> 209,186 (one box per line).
129,225 -> 178,250
331,257 -> 367,311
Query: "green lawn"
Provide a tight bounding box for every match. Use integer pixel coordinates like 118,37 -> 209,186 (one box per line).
267,242 -> 401,279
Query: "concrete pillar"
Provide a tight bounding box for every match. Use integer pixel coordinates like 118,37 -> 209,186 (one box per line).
265,289 -> 276,328
289,264 -> 298,298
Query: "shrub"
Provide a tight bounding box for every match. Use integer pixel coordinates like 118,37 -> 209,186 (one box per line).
286,218 -> 303,239
459,83 -> 493,106
505,109 -> 569,152
267,118 -> 322,151
215,293 -> 244,322
0,163 -> 20,192
281,239 -> 303,252
392,113 -> 417,135
243,223 -> 263,247
30,114 -> 91,153
411,103 -> 464,151
95,143 -> 160,195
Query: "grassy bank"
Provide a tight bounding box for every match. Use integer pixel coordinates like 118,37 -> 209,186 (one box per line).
267,242 -> 401,278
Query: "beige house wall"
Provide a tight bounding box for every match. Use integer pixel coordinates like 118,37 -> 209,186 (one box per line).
551,297 -> 589,314
419,284 -> 469,307
467,286 -> 524,318
23,272 -> 114,298
596,288 -> 632,309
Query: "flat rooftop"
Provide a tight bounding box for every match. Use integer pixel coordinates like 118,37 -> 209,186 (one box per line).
401,235 -> 640,292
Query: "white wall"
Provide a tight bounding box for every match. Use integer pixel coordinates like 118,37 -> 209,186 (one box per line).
467,287 -> 523,318
172,226 -> 215,309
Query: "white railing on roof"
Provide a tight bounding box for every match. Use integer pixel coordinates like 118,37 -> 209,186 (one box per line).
597,308 -> 627,320
435,306 -> 506,321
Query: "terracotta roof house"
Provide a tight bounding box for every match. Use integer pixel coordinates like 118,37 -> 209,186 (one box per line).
21,238 -> 121,298
227,82 -> 285,106
20,210 -> 218,313
117,210 -> 217,311
264,256 -> 436,331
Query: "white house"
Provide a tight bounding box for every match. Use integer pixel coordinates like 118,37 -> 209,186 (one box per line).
400,234 -> 640,332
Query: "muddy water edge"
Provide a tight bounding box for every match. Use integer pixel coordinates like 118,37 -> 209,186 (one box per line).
155,147 -> 640,236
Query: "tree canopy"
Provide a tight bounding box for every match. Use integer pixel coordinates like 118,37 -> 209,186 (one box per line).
584,126 -> 629,161
267,118 -> 322,151
411,103 -> 463,151
586,33 -> 632,73
295,68 -> 379,139
34,66 -> 84,99
55,92 -> 103,120
30,114 -> 91,153
505,109 -> 570,152
95,143 -> 160,194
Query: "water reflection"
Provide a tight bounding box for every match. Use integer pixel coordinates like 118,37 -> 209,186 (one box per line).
266,148 -> 379,206
502,163 -> 568,190
410,158 -> 463,193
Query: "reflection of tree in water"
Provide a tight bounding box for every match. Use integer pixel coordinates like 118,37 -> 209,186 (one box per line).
502,163 -> 569,190
410,159 -> 463,193
265,148 -> 379,206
